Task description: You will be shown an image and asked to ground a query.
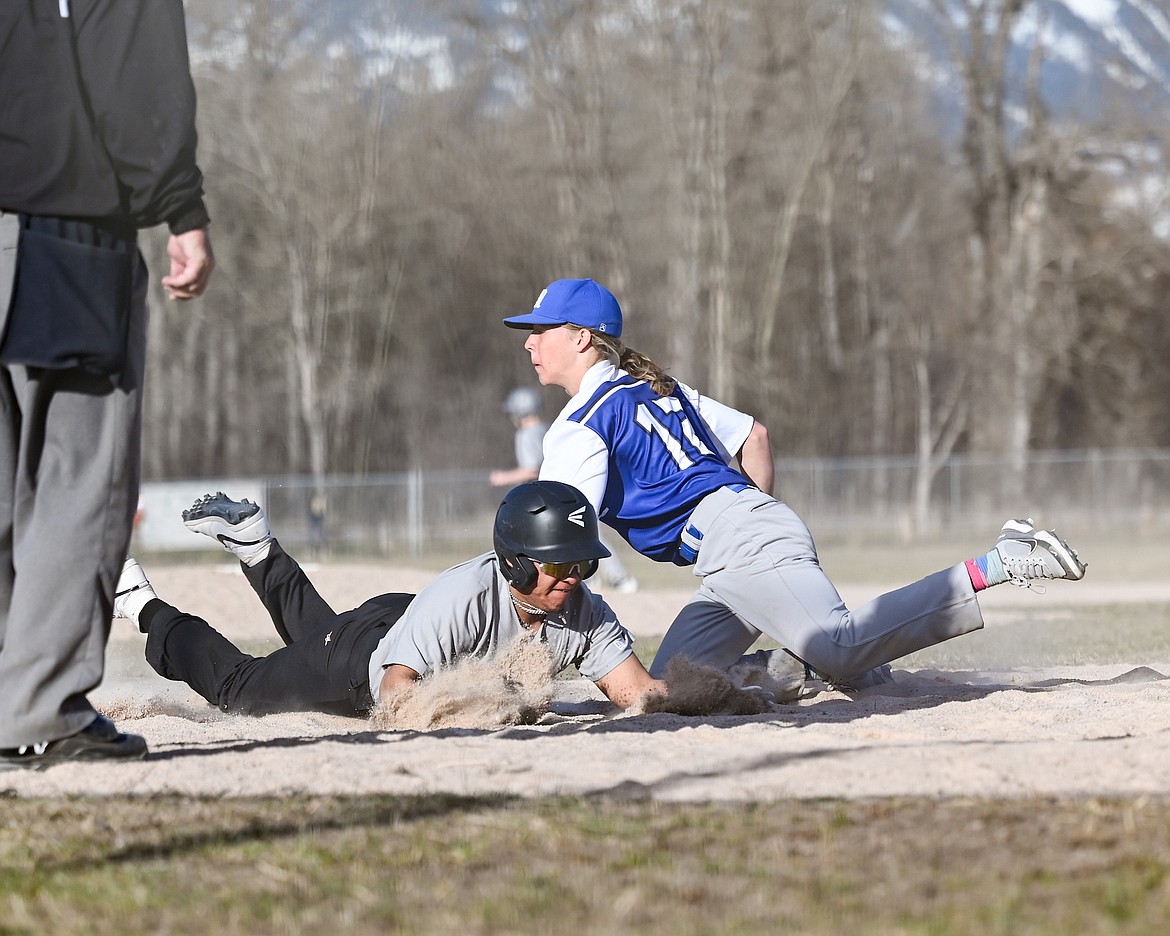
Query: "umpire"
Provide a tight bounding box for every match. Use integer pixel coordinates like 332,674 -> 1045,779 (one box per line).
0,1 -> 214,768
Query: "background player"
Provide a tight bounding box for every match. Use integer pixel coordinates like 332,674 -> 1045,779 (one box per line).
489,387 -> 548,489
114,483 -> 667,716
490,385 -> 639,594
502,277 -> 1088,689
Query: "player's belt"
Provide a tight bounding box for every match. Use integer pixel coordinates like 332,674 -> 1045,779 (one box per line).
677,484 -> 756,563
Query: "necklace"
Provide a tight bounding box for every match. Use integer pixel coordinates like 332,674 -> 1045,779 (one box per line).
510,593 -> 548,617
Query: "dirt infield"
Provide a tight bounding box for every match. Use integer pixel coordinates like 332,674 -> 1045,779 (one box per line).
4,558 -> 1170,800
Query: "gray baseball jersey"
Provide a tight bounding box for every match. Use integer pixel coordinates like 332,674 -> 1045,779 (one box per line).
367,551 -> 635,700
514,420 -> 548,473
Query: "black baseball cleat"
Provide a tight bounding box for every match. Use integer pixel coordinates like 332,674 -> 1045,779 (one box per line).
0,715 -> 147,771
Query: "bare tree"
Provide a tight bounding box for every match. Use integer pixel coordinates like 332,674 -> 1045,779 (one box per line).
930,0 -> 1037,502
131,0 -> 1170,497
750,3 -> 861,381
691,2 -> 734,401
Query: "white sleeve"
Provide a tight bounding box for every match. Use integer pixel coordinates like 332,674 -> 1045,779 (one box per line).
538,418 -> 609,514
678,382 -> 756,464
575,596 -> 636,683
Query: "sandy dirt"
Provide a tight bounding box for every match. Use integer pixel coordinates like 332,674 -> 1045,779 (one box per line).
3,560 -> 1169,801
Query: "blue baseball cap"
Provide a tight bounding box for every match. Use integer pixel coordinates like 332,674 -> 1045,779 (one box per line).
503,278 -> 623,337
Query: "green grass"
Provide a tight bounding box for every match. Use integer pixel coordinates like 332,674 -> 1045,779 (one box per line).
903,602 -> 1170,671
813,523 -> 1147,585
130,523 -> 1161,599
4,795 -> 1170,935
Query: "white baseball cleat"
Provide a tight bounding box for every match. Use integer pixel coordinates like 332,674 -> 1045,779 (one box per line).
182,492 -> 272,565
114,556 -> 158,631
994,518 -> 1086,587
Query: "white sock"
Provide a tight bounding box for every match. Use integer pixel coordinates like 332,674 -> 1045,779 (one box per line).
236,538 -> 273,567
118,584 -> 157,628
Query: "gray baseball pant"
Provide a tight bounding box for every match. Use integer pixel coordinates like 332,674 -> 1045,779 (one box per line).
0,211 -> 146,746
649,486 -> 985,685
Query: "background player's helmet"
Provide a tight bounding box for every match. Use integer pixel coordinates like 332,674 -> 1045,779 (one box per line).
494,481 -> 611,589
502,386 -> 542,419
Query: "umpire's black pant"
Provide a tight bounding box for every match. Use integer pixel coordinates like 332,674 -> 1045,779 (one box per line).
143,540 -> 413,716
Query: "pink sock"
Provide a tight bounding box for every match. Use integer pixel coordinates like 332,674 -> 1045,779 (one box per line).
965,558 -> 989,592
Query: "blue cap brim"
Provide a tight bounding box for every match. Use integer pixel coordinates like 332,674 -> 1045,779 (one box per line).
503,311 -> 564,329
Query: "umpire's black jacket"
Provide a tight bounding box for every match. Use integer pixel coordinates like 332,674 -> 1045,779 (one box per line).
0,0 -> 209,234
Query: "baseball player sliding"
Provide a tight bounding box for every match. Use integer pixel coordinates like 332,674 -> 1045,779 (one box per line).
113,482 -> 668,715
502,277 -> 1087,690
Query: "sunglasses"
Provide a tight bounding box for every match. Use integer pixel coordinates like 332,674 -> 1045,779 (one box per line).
534,558 -> 598,580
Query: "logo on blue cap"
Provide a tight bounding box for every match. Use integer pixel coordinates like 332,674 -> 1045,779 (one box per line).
503,278 -> 623,338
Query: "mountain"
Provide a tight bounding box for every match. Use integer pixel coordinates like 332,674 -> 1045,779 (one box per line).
882,0 -> 1170,129
197,2 -> 1170,129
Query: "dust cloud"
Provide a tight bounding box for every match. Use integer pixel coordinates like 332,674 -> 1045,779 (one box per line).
369,641 -> 785,730
631,656 -> 774,716
371,638 -> 558,731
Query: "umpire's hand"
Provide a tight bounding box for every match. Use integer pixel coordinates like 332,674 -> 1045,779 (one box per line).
162,228 -> 215,300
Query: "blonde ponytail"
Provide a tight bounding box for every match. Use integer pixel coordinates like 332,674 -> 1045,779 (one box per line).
587,329 -> 677,396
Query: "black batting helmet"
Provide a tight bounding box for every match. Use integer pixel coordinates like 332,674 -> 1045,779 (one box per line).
493,481 -> 611,589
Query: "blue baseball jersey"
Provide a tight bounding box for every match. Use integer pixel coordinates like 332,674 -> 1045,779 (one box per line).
540,363 -> 753,564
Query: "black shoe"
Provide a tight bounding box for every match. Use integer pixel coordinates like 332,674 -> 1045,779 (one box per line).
0,715 -> 147,770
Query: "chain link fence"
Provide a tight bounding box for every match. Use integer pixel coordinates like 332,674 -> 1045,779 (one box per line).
135,448 -> 1170,558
